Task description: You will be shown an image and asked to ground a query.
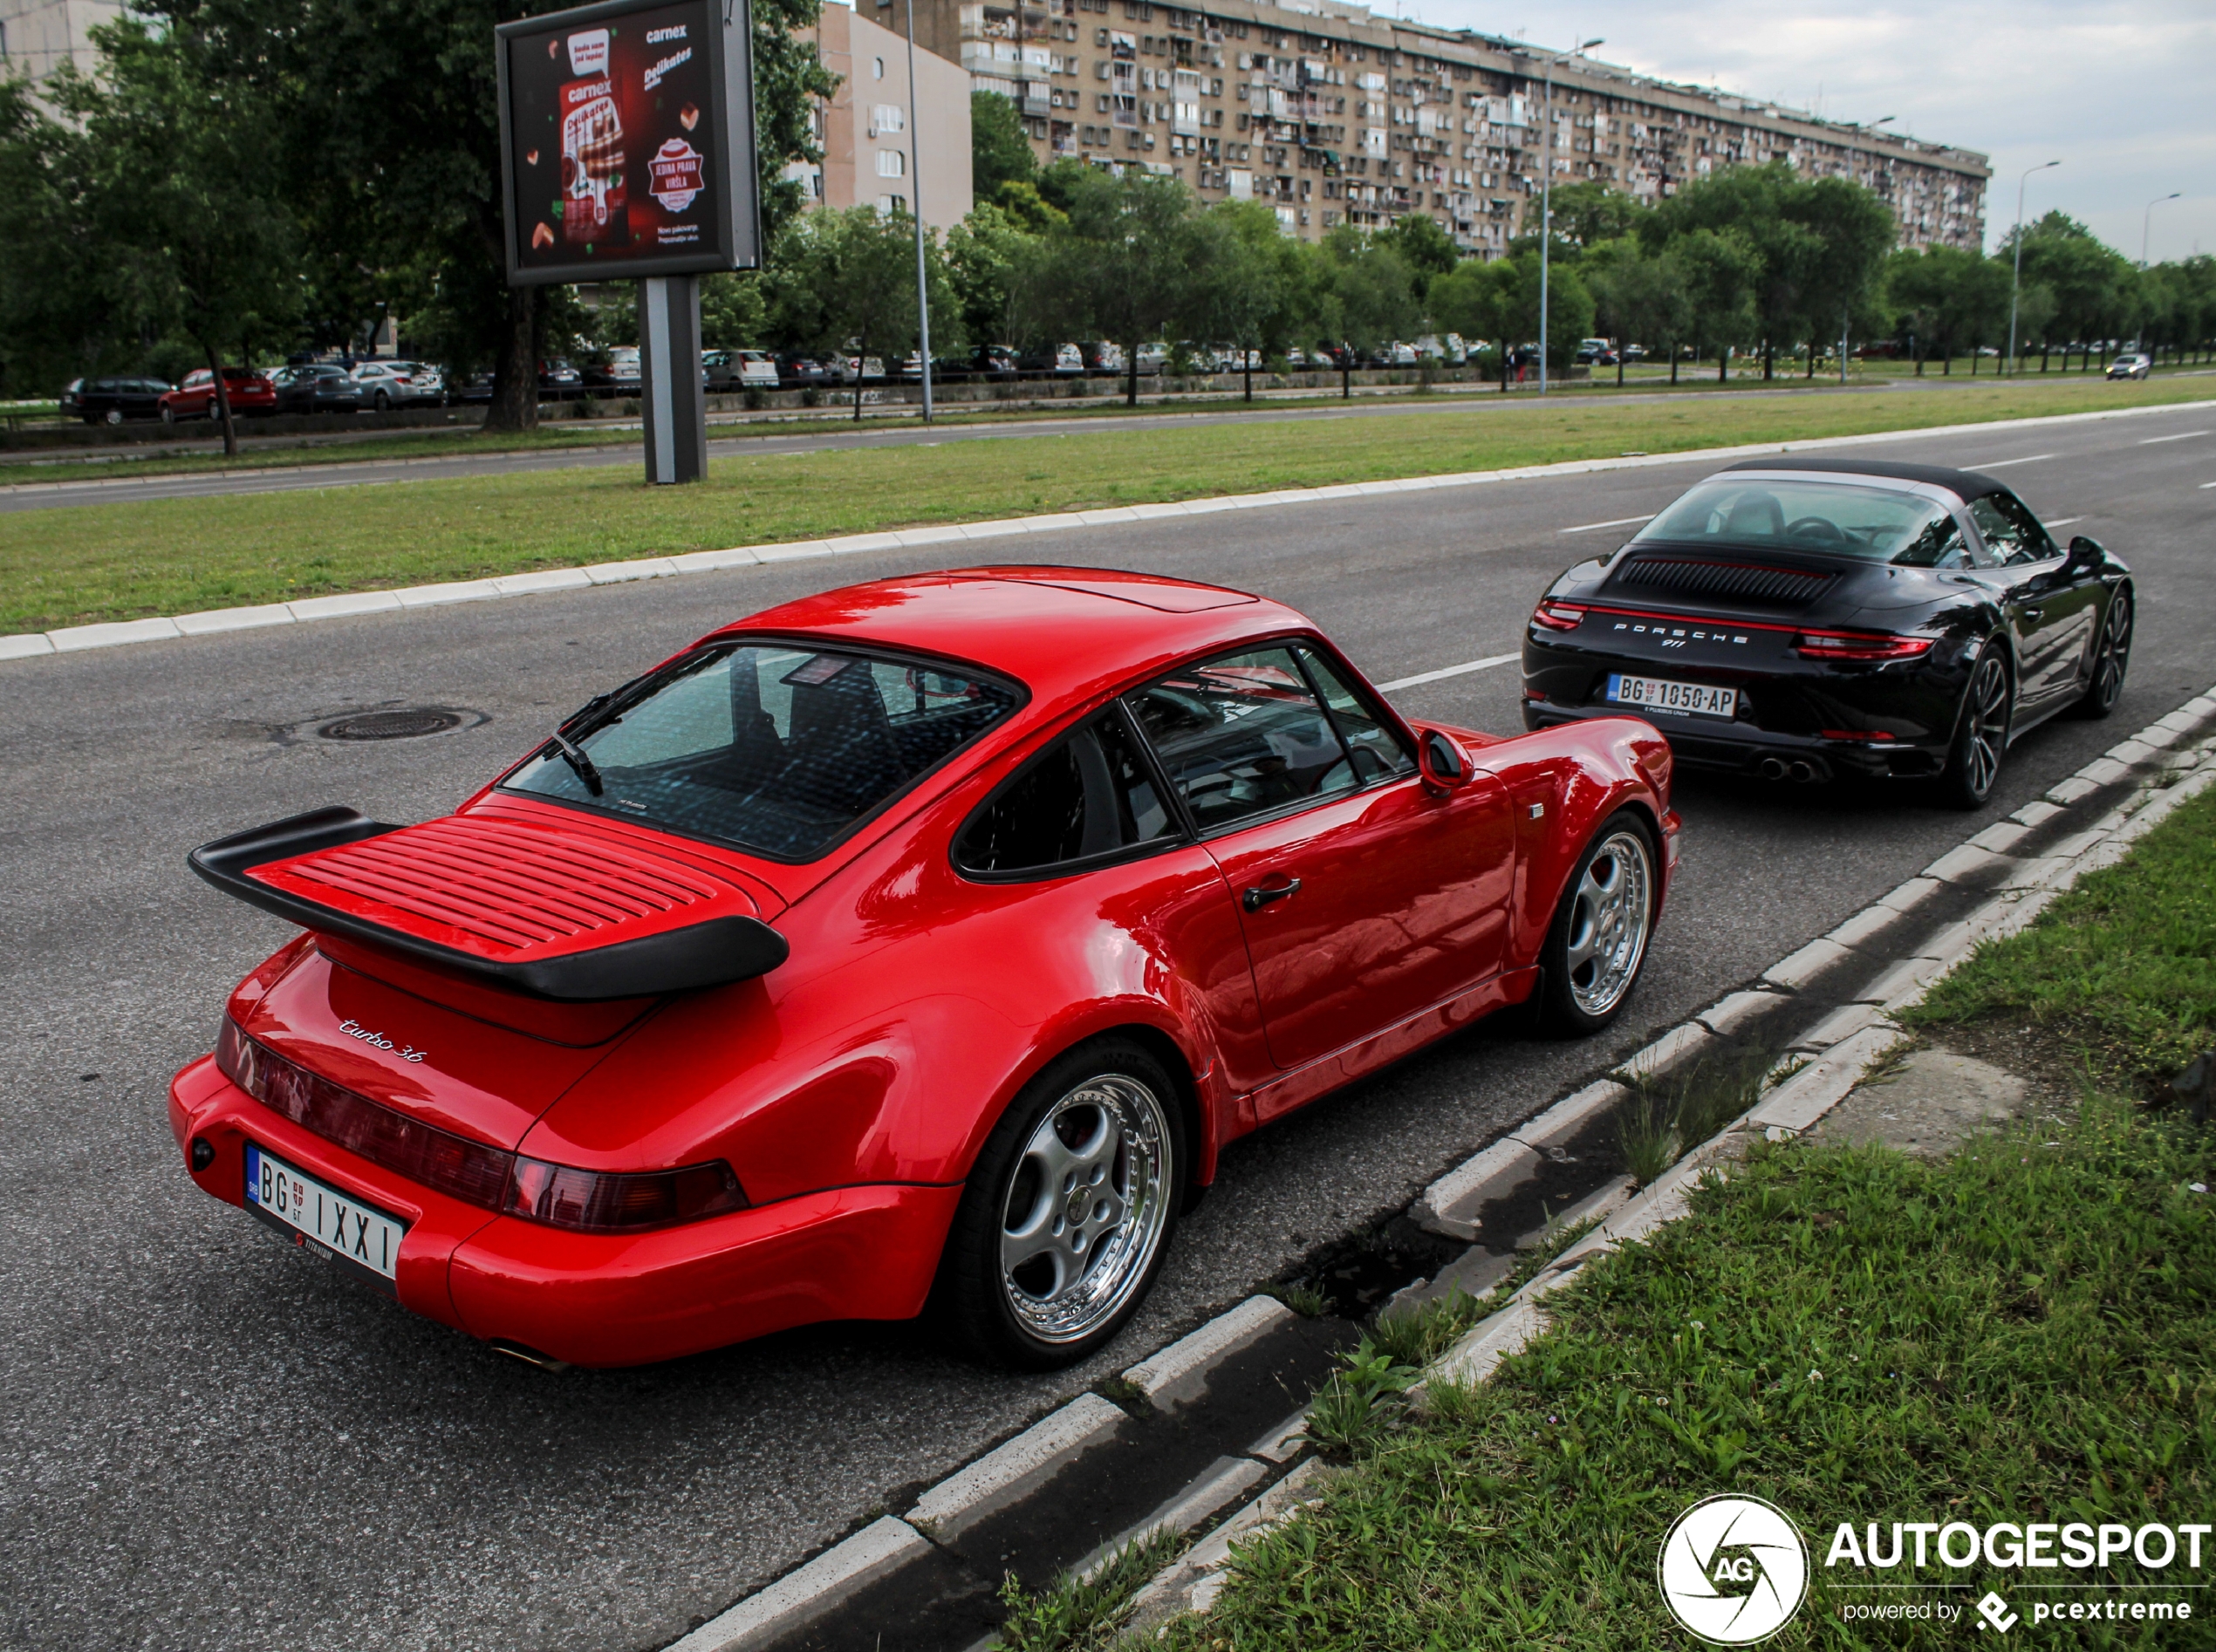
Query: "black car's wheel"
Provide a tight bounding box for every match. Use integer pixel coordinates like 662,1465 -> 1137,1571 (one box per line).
104,408 -> 124,426
1533,809 -> 1658,1037
935,1038 -> 1184,1369
2075,586 -> 2132,720
1939,645 -> 2011,809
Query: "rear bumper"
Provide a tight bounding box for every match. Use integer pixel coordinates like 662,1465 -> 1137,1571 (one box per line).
168,1055 -> 961,1368
1522,699 -> 1946,780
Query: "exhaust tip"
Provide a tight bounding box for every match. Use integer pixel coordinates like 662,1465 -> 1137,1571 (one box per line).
489,1340 -> 572,1373
1789,761 -> 1818,783
1758,757 -> 1788,781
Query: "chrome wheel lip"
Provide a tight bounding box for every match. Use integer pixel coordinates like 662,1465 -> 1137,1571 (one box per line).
1563,829 -> 1654,1019
998,1073 -> 1171,1345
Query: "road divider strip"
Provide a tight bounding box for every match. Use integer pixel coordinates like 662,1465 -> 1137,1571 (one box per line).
6,396 -> 2210,665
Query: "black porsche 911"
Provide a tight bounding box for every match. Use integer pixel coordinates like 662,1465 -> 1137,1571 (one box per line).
1521,459 -> 2133,809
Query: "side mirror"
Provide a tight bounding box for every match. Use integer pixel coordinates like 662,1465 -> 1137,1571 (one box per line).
2066,534 -> 2106,573
1418,728 -> 1467,790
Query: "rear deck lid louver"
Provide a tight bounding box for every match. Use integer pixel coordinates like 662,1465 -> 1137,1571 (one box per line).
1611,555 -> 1836,606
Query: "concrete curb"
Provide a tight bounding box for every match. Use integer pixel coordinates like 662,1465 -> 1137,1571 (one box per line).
9,396 -> 2210,662
907,1393 -> 1126,1542
666,1516 -> 931,1652
1122,1295 -> 1293,1407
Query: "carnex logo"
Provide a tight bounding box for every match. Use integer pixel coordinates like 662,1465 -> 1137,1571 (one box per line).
1658,1495 -> 1809,1645
1977,1592 -> 2020,1633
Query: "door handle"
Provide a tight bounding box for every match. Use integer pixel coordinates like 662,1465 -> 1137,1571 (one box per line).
1241,877 -> 1301,912
2021,607 -> 2043,621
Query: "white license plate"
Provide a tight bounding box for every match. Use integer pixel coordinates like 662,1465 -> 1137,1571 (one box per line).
244,1141 -> 407,1281
1606,673 -> 1738,719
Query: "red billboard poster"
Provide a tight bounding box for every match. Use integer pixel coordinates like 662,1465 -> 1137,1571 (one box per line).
498,0 -> 760,283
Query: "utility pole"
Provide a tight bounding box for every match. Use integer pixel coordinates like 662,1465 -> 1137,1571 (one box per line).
1838,116 -> 1892,385
2006,159 -> 2061,376
905,0 -> 934,423
1536,36 -> 1602,395
2142,192 -> 2179,268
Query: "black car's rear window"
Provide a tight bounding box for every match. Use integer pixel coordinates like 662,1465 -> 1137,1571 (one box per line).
504,642 -> 1022,861
1637,479 -> 1964,566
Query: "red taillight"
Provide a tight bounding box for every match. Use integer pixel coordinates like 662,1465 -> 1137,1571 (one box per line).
1819,728 -> 1898,742
504,1157 -> 747,1233
1791,630 -> 1933,661
216,1020 -> 746,1231
1531,601 -> 1587,632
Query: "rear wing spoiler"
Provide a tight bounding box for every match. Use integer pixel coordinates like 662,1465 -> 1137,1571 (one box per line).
188,806 -> 790,1001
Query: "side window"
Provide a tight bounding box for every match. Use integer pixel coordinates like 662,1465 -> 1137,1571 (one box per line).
1125,645 -> 1358,832
1969,495 -> 2054,566
1894,511 -> 1972,569
1297,645 -> 1415,781
954,710 -> 1177,876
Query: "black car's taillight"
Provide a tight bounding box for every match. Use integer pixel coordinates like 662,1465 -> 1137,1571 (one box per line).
1791,629 -> 1934,661
1530,600 -> 1587,632
215,1019 -> 747,1231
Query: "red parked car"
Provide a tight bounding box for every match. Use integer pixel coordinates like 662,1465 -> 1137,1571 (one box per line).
170,568 -> 1679,1370
161,366 -> 277,422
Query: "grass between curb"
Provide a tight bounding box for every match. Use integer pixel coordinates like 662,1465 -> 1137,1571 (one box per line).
3,379 -> 2206,634
1092,788 -> 2216,1649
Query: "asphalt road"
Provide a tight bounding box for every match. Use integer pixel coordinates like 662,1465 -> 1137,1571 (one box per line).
0,372 -> 2154,514
2,403 -> 2212,1651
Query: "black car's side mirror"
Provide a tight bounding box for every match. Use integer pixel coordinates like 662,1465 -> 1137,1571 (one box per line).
2066,534 -> 2106,572
1418,728 -> 1467,791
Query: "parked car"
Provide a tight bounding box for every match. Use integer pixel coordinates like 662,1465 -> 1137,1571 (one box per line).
351,360 -> 445,411
776,353 -> 831,389
1077,341 -> 1125,375
174,566 -> 1678,1370
60,375 -> 172,425
446,371 -> 495,406
1574,338 -> 1612,365
537,358 -> 585,399
1132,342 -> 1168,376
582,348 -> 642,397
159,368 -> 277,423
1019,343 -> 1084,375
2106,352 -> 2151,381
830,354 -> 886,383
270,364 -> 364,415
704,349 -> 780,393
964,345 -> 1020,379
1413,333 -> 1467,365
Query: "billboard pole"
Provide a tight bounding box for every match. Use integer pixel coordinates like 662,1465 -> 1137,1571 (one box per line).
905,0 -> 933,424
640,275 -> 708,482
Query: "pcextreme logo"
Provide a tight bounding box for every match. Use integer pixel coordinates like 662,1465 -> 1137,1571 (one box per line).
1659,1495 -> 1810,1644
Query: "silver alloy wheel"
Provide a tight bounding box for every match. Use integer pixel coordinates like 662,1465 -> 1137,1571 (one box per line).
1961,652 -> 2010,796
999,1073 -> 1172,1344
2093,590 -> 2132,709
1563,829 -> 1654,1018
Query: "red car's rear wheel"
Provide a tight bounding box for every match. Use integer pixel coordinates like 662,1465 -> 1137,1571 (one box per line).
937,1038 -> 1184,1369
1534,810 -> 1657,1036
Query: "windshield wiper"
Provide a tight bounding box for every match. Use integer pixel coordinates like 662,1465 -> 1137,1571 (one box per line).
550,732 -> 604,795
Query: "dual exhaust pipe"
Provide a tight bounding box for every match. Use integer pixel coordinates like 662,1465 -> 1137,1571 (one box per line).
1757,756 -> 1826,784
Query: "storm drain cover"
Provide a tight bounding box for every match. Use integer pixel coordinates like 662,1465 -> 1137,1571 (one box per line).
317,708 -> 466,742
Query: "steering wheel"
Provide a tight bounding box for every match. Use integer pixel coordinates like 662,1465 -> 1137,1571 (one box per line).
1785,515 -> 1846,543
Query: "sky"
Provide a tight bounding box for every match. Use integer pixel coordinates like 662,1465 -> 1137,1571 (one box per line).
1402,0 -> 2215,263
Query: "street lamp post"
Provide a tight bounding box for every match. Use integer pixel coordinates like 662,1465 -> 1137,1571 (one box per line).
2142,192 -> 2180,267
1536,35 -> 1603,395
905,0 -> 934,423
2006,159 -> 2061,376
1838,116 -> 1893,385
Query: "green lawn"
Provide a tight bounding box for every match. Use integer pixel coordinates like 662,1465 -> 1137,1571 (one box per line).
4,377 -> 2210,634
1129,789 -> 2216,1649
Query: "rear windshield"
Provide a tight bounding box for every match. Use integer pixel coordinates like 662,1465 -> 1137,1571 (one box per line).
1635,479 -> 1963,566
504,642 -> 1022,861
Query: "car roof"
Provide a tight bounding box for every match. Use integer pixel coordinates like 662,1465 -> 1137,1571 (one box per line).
708,567 -> 1306,713
1716,455 -> 2011,503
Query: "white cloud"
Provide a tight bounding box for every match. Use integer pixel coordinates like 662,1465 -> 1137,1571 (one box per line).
1407,0 -> 2216,261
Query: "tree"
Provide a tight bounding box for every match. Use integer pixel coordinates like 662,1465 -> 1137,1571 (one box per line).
1025,167 -> 1201,405
1188,199 -> 1310,400
46,19 -> 301,453
1789,175 -> 1893,376
0,82 -> 122,396
1583,238 -> 1688,386
767,205 -> 959,420
1670,226 -> 1758,382
945,201 -> 1036,351
1545,181 -> 1641,252
2002,212 -> 2131,372
1885,245 -> 2008,374
1426,257 -> 1502,379
970,90 -> 1036,205
1376,212 -> 1456,302
1314,225 -> 1418,396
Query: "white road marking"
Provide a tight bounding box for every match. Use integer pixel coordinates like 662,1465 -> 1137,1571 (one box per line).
1378,652 -> 1521,692
2139,430 -> 2210,445
2045,516 -> 2084,528
1966,454 -> 2055,468
2202,481 -> 2216,489
1559,513 -> 1656,534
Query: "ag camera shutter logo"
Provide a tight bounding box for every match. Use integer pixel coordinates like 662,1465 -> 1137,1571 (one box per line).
1659,1494 -> 1809,1644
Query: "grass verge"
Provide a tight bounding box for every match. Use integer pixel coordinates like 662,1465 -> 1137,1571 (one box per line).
1140,783 -> 2216,1649
3,378 -> 2211,634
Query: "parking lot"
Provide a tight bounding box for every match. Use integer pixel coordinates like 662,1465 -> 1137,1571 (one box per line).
1,400 -> 2210,1650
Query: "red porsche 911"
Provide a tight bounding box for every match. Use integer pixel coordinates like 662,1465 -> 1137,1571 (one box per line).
170,568 -> 1679,1369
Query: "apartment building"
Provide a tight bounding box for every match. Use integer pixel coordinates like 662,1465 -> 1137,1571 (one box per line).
895,0 -> 1987,254
795,2 -> 974,232
0,0 -> 122,81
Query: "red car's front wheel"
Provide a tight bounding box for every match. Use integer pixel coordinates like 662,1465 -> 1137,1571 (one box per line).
937,1039 -> 1185,1369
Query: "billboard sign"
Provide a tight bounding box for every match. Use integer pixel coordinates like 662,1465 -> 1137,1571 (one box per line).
496,0 -> 761,285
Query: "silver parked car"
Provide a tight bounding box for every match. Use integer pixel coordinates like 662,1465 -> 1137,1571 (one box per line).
351,360 -> 445,410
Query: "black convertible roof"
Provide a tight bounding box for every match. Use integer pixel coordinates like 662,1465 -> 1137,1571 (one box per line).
1718,456 -> 2008,501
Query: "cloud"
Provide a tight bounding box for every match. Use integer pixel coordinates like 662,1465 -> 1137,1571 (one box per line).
1409,0 -> 2216,260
